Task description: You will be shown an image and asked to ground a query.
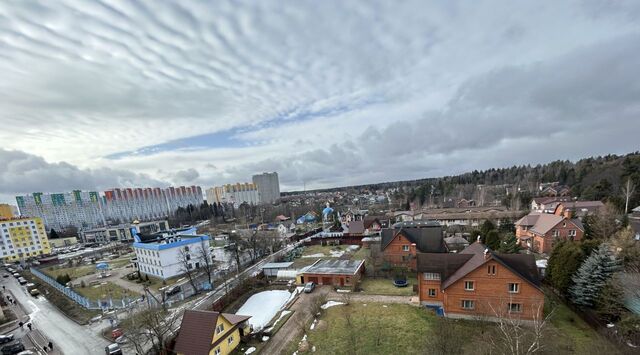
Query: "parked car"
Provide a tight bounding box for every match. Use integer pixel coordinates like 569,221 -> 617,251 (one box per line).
2,274 -> 8,279
29,289 -> 40,297
303,282 -> 316,293
1,341 -> 25,355
17,278 -> 27,286
105,343 -> 123,355
111,328 -> 123,340
166,285 -> 181,296
0,335 -> 14,344
24,283 -> 35,289
16,350 -> 36,355
11,273 -> 19,279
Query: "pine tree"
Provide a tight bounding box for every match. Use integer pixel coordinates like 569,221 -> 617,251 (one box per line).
498,233 -> 520,253
485,230 -> 500,250
569,243 -> 620,307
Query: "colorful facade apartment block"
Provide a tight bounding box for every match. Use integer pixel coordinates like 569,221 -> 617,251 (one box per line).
0,217 -> 51,261
174,310 -> 251,355
417,242 -> 544,321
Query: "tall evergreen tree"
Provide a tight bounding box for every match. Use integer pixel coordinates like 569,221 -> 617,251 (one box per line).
484,230 -> 501,250
498,233 -> 520,253
569,243 -> 620,307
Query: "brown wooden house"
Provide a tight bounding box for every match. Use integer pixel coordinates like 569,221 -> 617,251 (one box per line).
380,220 -> 447,270
417,242 -> 544,321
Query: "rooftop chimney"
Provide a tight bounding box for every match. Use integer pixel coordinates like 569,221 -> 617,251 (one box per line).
477,235 -> 481,243
564,209 -> 573,219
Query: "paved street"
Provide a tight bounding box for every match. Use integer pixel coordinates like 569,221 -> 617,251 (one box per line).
1,275 -> 110,355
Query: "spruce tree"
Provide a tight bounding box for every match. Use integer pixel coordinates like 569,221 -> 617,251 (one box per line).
569,243 -> 620,307
498,233 -> 520,253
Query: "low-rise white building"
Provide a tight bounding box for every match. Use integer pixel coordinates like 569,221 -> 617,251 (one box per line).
133,227 -> 212,280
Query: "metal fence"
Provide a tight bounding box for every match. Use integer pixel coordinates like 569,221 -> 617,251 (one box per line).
30,267 -> 136,310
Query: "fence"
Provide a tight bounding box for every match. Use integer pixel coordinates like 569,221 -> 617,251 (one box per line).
30,267 -> 137,310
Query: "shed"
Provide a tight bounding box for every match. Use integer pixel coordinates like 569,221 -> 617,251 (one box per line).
261,262 -> 294,277
301,259 -> 365,287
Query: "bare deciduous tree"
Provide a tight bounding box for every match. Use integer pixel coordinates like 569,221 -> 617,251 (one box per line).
177,247 -> 199,295
622,177 -> 636,213
423,317 -> 463,355
196,236 -> 216,287
120,308 -> 181,355
486,300 -> 554,355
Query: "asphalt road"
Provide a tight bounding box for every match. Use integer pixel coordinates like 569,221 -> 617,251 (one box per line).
1,275 -> 110,355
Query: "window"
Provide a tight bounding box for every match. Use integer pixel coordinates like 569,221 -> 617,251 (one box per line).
402,245 -> 410,252
228,335 -> 234,345
186,254 -> 191,261
508,303 -> 522,313
464,281 -> 474,291
423,272 -> 440,280
214,347 -> 221,355
568,229 -> 576,237
508,283 -> 520,293
552,230 -> 559,237
216,323 -> 224,334
487,265 -> 496,275
461,300 -> 474,309
428,289 -> 436,297
184,246 -> 189,252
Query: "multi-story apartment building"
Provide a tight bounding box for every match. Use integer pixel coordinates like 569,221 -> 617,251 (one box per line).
0,217 -> 52,261
252,172 -> 280,203
81,220 -> 169,244
16,191 -> 104,231
208,183 -> 259,206
0,204 -> 18,219
16,186 -> 203,232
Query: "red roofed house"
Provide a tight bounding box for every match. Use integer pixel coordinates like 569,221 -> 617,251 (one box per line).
417,242 -> 544,321
515,211 -> 584,254
174,310 -> 251,355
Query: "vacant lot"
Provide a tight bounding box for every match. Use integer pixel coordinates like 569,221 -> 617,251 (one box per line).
75,281 -> 140,301
285,299 -> 621,355
359,277 -> 416,296
43,254 -> 133,281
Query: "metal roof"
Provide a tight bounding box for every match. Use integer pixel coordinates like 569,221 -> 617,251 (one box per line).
262,262 -> 294,269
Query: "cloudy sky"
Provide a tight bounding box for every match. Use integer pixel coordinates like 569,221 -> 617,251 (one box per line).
1,0 -> 639,203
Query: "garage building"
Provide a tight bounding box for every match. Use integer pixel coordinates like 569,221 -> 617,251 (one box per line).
301,259 -> 365,287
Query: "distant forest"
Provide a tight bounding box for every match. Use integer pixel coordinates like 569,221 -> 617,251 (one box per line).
287,152 -> 640,212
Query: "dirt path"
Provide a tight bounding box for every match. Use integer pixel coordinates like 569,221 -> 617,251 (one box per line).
327,291 -> 417,305
260,287 -> 330,355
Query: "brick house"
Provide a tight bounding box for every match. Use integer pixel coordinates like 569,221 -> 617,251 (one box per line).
363,217 -> 383,234
515,212 -> 584,254
174,310 -> 251,355
553,200 -> 604,218
417,242 -> 544,321
301,259 -> 365,287
380,221 -> 447,270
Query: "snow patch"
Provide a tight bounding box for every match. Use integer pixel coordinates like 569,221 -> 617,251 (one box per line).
262,336 -> 270,342
383,305 -> 388,308
336,289 -> 351,293
310,318 -> 318,330
237,290 -> 292,331
312,345 -> 316,352
302,253 -> 325,258
271,310 -> 293,328
321,301 -> 345,309
329,250 -> 345,257
245,347 -> 256,354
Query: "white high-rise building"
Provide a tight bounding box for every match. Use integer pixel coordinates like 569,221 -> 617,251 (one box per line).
16,191 -> 105,231
16,186 -> 204,231
252,172 -> 280,204
207,183 -> 259,207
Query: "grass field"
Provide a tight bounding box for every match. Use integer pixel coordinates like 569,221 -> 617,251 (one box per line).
359,277 -> 416,296
42,255 -> 133,281
75,281 -> 140,300
292,303 -> 436,354
544,292 -> 620,354
351,246 -> 370,261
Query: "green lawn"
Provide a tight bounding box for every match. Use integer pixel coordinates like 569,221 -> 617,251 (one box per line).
351,246 -> 370,261
75,281 -> 140,300
43,264 -> 98,280
301,244 -> 345,257
290,303 -> 436,355
359,277 -> 416,296
544,292 -> 620,354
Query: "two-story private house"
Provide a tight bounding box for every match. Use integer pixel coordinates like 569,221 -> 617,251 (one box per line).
174,310 -> 251,355
380,220 -> 447,270
515,211 -> 584,254
417,241 -> 543,321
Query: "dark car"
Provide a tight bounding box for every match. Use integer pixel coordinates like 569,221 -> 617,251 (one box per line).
303,282 -> 316,293
0,335 -> 13,345
105,343 -> 123,355
1,341 -> 25,355
2,274 -> 8,278
166,285 -> 181,296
